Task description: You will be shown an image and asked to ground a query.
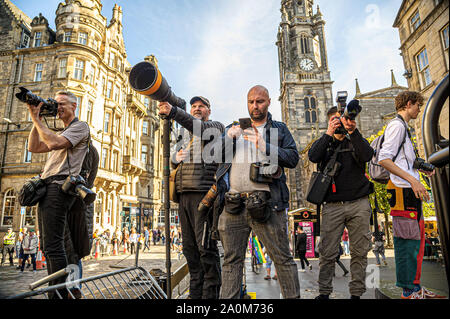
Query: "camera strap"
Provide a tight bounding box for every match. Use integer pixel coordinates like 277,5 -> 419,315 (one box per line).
395,115 -> 420,169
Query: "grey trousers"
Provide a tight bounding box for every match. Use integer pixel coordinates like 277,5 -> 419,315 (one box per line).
318,196 -> 372,297
218,207 -> 300,299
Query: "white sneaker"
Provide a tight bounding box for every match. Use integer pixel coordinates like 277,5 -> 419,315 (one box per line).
300,269 -> 306,272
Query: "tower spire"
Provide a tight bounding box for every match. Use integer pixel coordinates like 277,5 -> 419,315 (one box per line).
355,78 -> 361,95
391,69 -> 398,86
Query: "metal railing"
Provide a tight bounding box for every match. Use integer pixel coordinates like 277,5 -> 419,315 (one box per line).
7,265 -> 167,300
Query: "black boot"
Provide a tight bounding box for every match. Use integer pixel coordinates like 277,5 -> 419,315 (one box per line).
315,294 -> 330,300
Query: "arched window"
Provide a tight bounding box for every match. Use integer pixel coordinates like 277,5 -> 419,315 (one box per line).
300,35 -> 310,54
304,96 -> 318,123
2,189 -> 16,227
95,192 -> 104,226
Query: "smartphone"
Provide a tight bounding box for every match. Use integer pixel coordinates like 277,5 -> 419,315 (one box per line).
239,118 -> 252,130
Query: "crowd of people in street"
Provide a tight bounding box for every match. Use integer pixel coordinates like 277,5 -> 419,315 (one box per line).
88,225 -> 183,259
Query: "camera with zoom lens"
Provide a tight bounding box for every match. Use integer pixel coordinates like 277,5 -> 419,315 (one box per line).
61,175 -> 97,205
15,87 -> 58,117
413,158 -> 435,172
334,91 -> 362,135
250,162 -> 282,184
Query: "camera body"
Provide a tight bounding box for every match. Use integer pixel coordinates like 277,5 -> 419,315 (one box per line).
61,175 -> 97,205
333,91 -> 362,135
413,158 -> 435,172
15,87 -> 58,117
250,162 -> 281,184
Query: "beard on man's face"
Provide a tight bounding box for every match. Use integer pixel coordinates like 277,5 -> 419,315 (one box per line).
250,109 -> 267,121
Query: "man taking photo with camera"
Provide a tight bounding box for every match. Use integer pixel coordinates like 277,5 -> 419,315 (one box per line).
308,100 -> 374,299
27,90 -> 90,298
378,91 -> 444,299
213,85 -> 300,299
159,96 -> 224,299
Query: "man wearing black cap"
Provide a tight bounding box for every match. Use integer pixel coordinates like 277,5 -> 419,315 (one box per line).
159,96 -> 224,299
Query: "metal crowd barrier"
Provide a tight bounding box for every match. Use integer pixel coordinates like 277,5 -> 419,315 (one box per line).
7,266 -> 167,299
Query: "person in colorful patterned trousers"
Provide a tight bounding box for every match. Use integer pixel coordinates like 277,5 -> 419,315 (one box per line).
379,91 -> 445,299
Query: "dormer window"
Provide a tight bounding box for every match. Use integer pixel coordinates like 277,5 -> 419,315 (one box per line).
34,32 -> 42,47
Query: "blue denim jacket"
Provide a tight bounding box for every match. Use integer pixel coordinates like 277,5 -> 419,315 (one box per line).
214,113 -> 299,212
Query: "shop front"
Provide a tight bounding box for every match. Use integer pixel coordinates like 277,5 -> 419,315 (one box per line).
288,207 -> 319,258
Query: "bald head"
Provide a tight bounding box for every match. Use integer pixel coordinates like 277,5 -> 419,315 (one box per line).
247,85 -> 271,124
248,85 -> 270,99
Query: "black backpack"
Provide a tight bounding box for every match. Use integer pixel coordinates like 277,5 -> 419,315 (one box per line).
80,135 -> 99,189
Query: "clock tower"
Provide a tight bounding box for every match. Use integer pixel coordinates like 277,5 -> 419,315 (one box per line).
276,0 -> 334,209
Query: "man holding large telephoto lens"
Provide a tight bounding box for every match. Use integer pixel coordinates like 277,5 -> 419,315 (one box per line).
308,102 -> 374,300
159,96 -> 224,299
26,91 -> 90,299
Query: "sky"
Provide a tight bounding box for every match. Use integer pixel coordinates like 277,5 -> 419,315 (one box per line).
11,0 -> 407,125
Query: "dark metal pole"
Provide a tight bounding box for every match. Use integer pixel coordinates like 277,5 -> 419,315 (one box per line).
135,203 -> 142,267
422,74 -> 449,289
162,118 -> 172,299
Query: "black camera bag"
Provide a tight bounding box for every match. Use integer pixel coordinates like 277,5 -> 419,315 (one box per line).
246,191 -> 272,223
224,192 -> 244,215
18,176 -> 47,207
306,144 -> 342,205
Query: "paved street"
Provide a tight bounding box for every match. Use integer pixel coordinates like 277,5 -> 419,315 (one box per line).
1,246 -> 448,299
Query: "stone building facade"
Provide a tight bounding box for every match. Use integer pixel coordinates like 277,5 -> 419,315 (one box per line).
355,71 -> 408,137
393,0 -> 449,158
0,0 -> 171,237
276,0 -> 334,210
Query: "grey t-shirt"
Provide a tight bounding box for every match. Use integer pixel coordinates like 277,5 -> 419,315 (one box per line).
229,123 -> 270,193
41,119 -> 90,181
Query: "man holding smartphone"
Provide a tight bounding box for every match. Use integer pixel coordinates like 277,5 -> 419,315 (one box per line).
212,85 -> 301,299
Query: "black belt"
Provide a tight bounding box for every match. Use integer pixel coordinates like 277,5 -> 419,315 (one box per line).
43,175 -> 69,184
324,197 -> 366,205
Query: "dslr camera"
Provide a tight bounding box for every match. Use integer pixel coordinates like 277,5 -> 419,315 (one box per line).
413,158 -> 435,172
15,87 -> 58,117
61,175 -> 97,205
250,162 -> 282,184
333,91 -> 362,135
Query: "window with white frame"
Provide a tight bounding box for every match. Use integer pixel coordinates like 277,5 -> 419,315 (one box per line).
442,24 -> 449,70
34,32 -> 42,47
109,52 -> 115,68
410,10 -> 421,33
149,146 -> 154,166
104,112 -> 111,133
95,193 -> 103,225
93,38 -> 98,51
101,148 -> 108,169
23,206 -> 37,228
64,31 -> 72,42
112,151 -> 119,172
144,97 -> 150,108
34,63 -> 43,82
58,58 -> 67,78
141,145 -> 148,164
21,31 -> 30,48
87,100 -> 93,124
1,189 -> 16,226
75,96 -> 82,118
143,121 -> 148,135
78,32 -> 87,45
106,81 -> 113,99
89,66 -> 96,85
114,85 -> 120,102
416,48 -> 432,88
24,139 -> 32,163
74,59 -> 84,81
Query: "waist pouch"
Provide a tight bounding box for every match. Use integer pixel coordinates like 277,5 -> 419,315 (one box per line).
224,192 -> 244,215
306,171 -> 332,205
245,191 -> 272,223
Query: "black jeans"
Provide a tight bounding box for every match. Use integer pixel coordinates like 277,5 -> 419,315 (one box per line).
38,183 -> 76,295
21,253 -> 36,271
297,250 -> 310,270
179,192 -> 221,299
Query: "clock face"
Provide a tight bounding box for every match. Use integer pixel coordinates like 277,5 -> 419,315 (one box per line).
299,58 -> 314,71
